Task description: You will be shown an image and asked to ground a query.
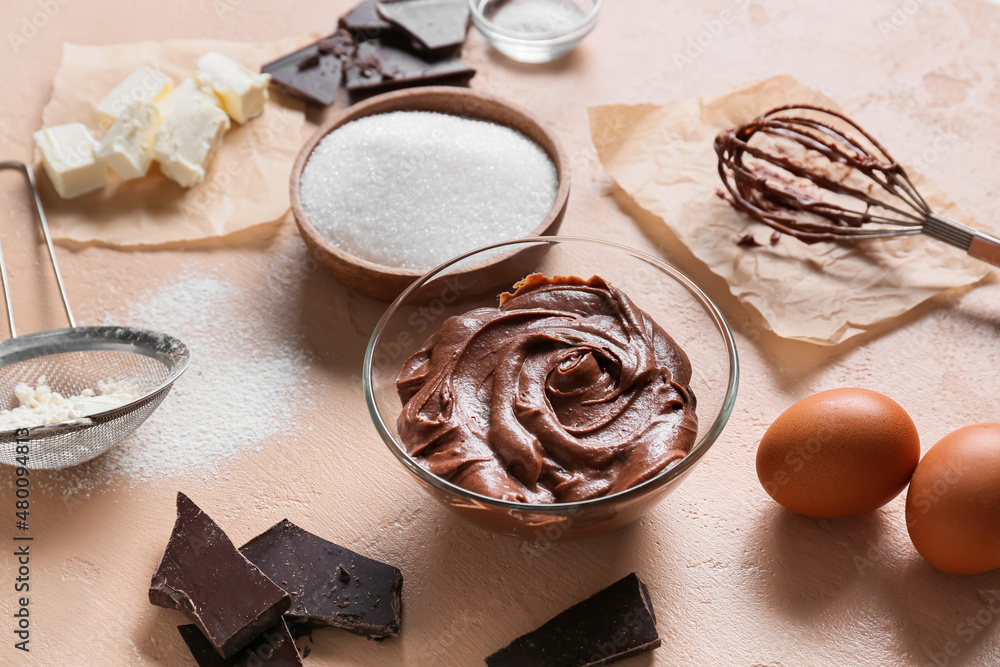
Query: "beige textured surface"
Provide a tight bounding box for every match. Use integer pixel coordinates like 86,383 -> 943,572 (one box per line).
0,1 -> 999,666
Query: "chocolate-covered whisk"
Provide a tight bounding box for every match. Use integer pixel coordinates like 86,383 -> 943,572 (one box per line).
715,104 -> 1000,267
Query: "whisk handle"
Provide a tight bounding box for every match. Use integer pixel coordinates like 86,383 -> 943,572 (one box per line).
923,213 -> 1000,268
968,235 -> 1000,268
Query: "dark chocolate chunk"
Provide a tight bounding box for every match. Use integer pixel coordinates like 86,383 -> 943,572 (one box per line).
261,36 -> 346,106
737,234 -> 762,247
340,0 -> 394,36
317,30 -> 357,58
178,619 -> 303,667
485,573 -> 661,667
770,230 -> 782,244
149,493 -> 291,659
240,519 -> 403,639
297,53 -> 321,71
376,0 -> 470,52
344,38 -> 475,95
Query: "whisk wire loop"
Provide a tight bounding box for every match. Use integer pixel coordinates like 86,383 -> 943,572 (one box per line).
715,105 -> 1000,266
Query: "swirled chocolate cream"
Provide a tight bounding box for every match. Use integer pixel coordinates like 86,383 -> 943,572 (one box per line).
396,274 -> 698,504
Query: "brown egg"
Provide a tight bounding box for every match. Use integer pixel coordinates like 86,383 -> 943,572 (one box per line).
756,388 -> 920,518
906,424 -> 1000,575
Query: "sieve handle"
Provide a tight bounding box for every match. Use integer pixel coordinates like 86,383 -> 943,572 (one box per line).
0,232 -> 12,338
0,160 -> 77,339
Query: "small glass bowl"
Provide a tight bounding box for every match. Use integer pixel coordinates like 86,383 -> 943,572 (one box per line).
469,0 -> 602,63
364,237 -> 739,541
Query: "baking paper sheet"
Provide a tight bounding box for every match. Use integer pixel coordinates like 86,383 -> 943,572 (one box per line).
39,37 -> 312,248
590,75 -> 991,345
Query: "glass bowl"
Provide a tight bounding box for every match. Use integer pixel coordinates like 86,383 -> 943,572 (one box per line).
469,0 -> 602,63
364,237 -> 739,540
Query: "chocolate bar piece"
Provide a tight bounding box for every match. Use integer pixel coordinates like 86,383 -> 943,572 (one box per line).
344,38 -> 475,95
261,35 -> 347,106
377,0 -> 470,52
317,30 -> 357,58
240,519 -> 403,639
340,0 -> 394,36
149,493 -> 291,659
178,619 -> 303,667
485,573 -> 661,667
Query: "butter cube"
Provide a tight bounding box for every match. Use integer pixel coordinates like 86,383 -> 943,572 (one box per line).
96,67 -> 173,131
33,123 -> 106,199
195,52 -> 270,124
154,78 -> 230,188
96,102 -> 162,180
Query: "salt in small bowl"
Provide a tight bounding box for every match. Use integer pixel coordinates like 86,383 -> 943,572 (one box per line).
470,0 -> 602,63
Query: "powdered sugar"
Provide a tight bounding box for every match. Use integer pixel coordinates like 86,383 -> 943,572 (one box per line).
0,376 -> 141,430
90,270 -> 311,484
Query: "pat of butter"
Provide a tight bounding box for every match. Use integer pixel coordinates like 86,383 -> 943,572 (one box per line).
154,78 -> 231,188
96,67 -> 173,131
96,102 -> 162,180
32,123 -> 106,199
195,52 -> 271,124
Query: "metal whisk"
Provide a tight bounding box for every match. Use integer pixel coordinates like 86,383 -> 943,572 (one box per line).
0,161 -> 190,470
715,104 -> 1000,267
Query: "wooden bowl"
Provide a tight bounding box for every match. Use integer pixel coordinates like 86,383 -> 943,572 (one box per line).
289,87 -> 571,302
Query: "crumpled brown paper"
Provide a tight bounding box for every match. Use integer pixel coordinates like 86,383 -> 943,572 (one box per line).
39,37 -> 313,248
590,75 -> 992,345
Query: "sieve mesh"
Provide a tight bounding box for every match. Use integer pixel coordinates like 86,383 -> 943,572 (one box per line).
0,326 -> 190,469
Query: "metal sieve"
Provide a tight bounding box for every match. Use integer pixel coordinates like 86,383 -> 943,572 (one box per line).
0,161 -> 190,469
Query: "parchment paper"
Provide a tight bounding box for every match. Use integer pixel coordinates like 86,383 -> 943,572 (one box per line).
39,37 -> 313,248
590,75 -> 992,345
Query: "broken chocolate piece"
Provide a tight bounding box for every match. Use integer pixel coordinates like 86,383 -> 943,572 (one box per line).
484,573 -> 660,667
240,519 -> 403,639
317,30 -> 357,58
344,38 -> 475,95
770,230 -> 782,244
340,0 -> 394,37
178,619 -> 303,667
149,493 -> 291,659
737,234 -> 762,247
261,36 -> 345,106
377,0 -> 471,52
297,53 -> 321,71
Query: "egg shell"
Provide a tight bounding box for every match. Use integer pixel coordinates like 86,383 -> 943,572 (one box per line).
906,423 -> 1000,575
756,388 -> 920,518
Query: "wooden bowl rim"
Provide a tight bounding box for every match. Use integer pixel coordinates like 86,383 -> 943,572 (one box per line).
289,86 -> 571,281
